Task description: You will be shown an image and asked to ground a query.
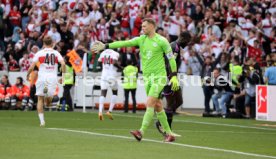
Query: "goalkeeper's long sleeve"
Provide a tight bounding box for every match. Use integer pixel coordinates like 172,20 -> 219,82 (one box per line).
168,57 -> 177,74
109,37 -> 141,49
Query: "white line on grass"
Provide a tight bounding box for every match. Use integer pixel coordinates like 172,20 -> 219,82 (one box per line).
112,113 -> 276,131
48,128 -> 276,159
92,128 -> 276,135
177,120 -> 276,131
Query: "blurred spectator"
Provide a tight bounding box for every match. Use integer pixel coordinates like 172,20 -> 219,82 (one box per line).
74,33 -> 89,51
168,10 -> 185,41
211,68 -> 233,117
187,46 -> 202,76
127,0 -> 142,30
123,60 -> 138,113
47,24 -> 61,44
10,77 -> 30,110
8,5 -> 21,29
131,11 -> 142,37
216,53 -> 230,77
19,52 -> 30,72
121,47 -> 137,67
264,53 -> 276,85
204,17 -> 222,39
236,65 -> 261,118
12,26 -> 21,43
191,5 -> 204,22
97,17 -> 110,42
186,16 -> 196,35
28,45 -> 39,59
0,75 -> 12,110
0,57 -> 5,71
60,56 -> 75,111
197,54 -> 214,114
89,3 -> 102,22
108,12 -> 120,38
20,0 -> 32,32
58,23 -> 74,50
8,54 -> 20,71
120,5 -> 130,35
196,49 -> 221,114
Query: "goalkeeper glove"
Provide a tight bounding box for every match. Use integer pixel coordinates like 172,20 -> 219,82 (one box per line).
91,41 -> 106,53
169,76 -> 179,91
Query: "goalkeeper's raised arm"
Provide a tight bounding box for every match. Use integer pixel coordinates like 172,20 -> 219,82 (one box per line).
91,36 -> 141,53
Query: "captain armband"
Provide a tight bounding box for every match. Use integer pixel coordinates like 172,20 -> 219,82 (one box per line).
166,52 -> 175,59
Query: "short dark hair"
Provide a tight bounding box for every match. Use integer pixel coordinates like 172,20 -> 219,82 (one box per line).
142,18 -> 156,27
213,68 -> 221,72
17,77 -> 23,85
178,31 -> 192,47
43,36 -> 53,46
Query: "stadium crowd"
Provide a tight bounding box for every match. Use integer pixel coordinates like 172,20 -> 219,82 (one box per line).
0,0 -> 276,118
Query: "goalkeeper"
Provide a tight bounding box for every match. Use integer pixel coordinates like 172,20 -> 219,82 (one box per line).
92,18 -> 178,142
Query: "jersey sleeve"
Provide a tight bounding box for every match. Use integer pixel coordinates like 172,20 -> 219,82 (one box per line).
56,52 -> 63,63
113,52 -> 120,61
109,36 -> 142,49
161,37 -> 173,54
32,52 -> 39,63
160,37 -> 177,73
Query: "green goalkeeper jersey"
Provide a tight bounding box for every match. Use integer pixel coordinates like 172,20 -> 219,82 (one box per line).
109,34 -> 176,76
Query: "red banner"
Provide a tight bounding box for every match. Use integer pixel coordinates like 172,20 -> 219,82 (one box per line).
257,86 -> 267,113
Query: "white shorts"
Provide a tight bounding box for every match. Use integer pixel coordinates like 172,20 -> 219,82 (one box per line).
100,76 -> 118,90
36,76 -> 57,96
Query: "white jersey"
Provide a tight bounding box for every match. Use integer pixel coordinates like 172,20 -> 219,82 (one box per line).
127,0 -> 142,18
32,48 -> 63,77
98,49 -> 119,76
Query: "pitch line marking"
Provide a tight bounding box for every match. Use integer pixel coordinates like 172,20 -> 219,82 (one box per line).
48,128 -> 276,159
112,113 -> 276,131
92,128 -> 276,134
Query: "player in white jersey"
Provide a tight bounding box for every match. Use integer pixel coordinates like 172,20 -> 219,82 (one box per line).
97,49 -> 120,120
27,36 -> 65,126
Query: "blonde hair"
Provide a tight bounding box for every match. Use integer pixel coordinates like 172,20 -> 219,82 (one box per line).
43,36 -> 53,46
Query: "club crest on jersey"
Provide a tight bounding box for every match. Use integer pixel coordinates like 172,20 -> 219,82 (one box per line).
153,42 -> 158,47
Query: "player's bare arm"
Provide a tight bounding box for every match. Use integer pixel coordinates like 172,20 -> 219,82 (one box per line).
27,62 -> 37,80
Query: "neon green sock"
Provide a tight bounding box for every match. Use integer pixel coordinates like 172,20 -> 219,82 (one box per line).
157,110 -> 172,134
140,107 -> 154,134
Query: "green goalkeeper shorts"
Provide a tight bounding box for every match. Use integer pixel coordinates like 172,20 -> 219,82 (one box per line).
143,74 -> 167,98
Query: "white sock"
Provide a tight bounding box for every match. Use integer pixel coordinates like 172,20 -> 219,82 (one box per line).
109,95 -> 117,112
38,113 -> 45,124
99,96 -> 105,113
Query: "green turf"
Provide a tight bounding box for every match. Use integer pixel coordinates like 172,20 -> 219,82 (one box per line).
0,111 -> 276,159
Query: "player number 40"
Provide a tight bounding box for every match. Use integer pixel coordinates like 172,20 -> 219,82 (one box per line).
44,53 -> 56,65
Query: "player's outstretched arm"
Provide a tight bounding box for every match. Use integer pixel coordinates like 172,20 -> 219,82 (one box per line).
91,37 -> 141,53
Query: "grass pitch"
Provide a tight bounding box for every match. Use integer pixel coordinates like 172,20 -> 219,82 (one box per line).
0,111 -> 276,159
